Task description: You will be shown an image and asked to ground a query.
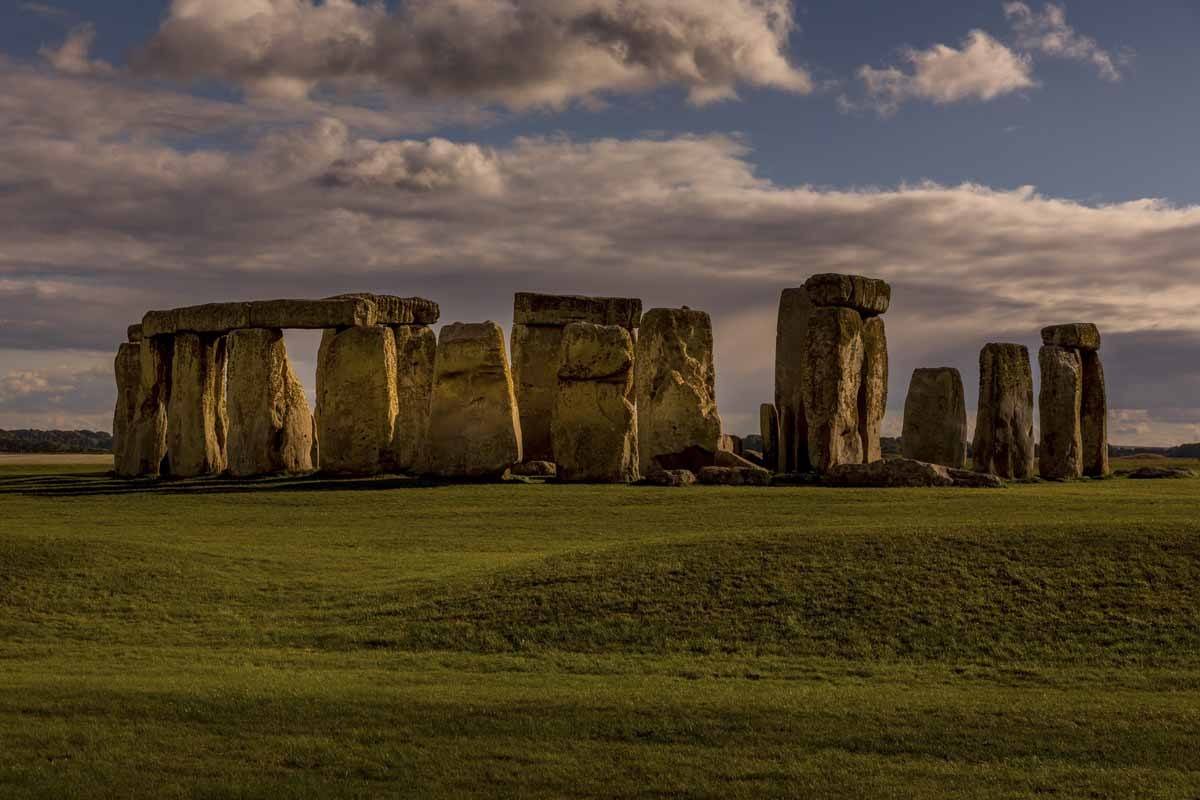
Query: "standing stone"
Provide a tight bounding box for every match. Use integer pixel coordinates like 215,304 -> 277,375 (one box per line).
316,326 -> 399,476
392,325 -> 437,473
112,343 -> 142,478
1038,346 -> 1084,480
635,308 -> 722,475
859,316 -> 888,464
226,328 -> 313,477
972,343 -> 1036,480
760,404 -> 780,472
901,368 -> 967,468
510,293 -> 641,463
166,333 -> 228,478
1081,350 -> 1110,477
117,336 -> 172,479
426,322 -> 522,478
551,322 -> 638,483
774,288 -> 814,473
803,307 -> 864,472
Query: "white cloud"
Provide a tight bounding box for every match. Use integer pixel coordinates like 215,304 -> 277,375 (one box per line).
133,0 -> 813,108
38,24 -> 113,77
855,30 -> 1036,114
1005,2 -> 1127,81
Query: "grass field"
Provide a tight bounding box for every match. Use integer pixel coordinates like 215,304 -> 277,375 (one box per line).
2,457 -> 1199,798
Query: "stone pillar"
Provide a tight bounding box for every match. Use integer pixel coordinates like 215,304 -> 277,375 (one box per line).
634,308 -> 722,475
112,342 -> 142,478
774,288 -> 814,473
316,326 -> 399,476
392,325 -> 437,474
551,322 -> 638,483
226,328 -> 313,477
759,403 -> 780,472
804,307 -> 864,472
859,316 -> 888,464
1041,323 -> 1109,478
115,335 -> 172,479
510,293 -> 642,464
426,322 -> 522,478
165,333 -> 228,478
972,343 -> 1036,480
901,367 -> 967,468
1038,345 -> 1084,480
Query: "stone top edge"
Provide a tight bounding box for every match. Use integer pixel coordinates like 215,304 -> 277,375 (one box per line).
803,273 -> 891,316
513,292 -> 642,329
142,297 -> 379,337
1040,322 -> 1101,351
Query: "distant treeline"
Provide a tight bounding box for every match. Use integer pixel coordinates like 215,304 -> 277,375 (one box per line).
0,429 -> 113,454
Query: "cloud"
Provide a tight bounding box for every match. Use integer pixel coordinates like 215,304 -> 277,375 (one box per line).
854,30 -> 1035,115
1005,2 -> 1128,81
132,0 -> 813,108
0,359 -> 114,430
38,24 -> 113,77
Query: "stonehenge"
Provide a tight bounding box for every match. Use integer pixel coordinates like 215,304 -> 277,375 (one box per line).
635,307 -> 723,475
972,344 -> 1036,480
511,293 -> 641,463
1040,323 -> 1110,479
551,322 -> 639,483
902,368 -> 967,468
109,284 -> 1111,488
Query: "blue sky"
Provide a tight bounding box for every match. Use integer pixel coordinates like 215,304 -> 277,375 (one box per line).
2,0 -> 1199,444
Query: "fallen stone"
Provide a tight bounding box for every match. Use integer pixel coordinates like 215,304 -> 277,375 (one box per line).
972,343 -> 1036,480
510,461 -> 557,478
774,288 -> 814,473
803,274 -> 892,316
1081,350 -> 1111,478
1039,345 -> 1084,481
316,326 -> 399,476
1127,466 -> 1195,479
112,343 -> 142,478
143,298 -> 377,337
859,316 -> 888,464
225,328 -> 313,477
165,333 -> 228,478
392,325 -> 437,473
642,468 -> 697,487
426,322 -> 522,478
648,445 -> 719,474
513,292 -> 642,329
902,367 -> 967,468
329,294 -> 440,326
697,466 -> 772,486
1041,323 -> 1101,352
635,308 -> 723,476
760,404 -> 781,472
825,458 -> 1004,488
127,324 -> 143,343
803,306 -> 864,472
771,471 -> 821,486
552,322 -> 638,483
714,449 -> 763,470
946,468 -> 1005,489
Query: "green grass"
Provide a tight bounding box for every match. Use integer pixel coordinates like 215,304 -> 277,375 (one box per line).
1,459 -> 1199,798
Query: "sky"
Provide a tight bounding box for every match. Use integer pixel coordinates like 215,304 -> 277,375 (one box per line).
2,0 -> 1199,445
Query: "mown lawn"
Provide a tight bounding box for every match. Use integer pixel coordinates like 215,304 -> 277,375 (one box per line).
1,459 -> 1198,798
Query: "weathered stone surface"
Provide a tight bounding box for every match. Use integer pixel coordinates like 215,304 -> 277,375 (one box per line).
426,322 -> 522,478
510,461 -> 557,478
760,404 -> 780,472
225,329 -> 313,477
718,434 -> 744,456
643,468 -> 697,487
901,367 -> 967,468
510,323 -> 562,462
143,298 -> 377,337
1081,350 -> 1110,478
804,274 -> 892,316
127,324 -> 143,343
859,316 -> 888,464
392,325 -> 437,473
165,333 -> 228,478
112,343 -> 142,478
774,288 -> 813,473
552,323 -> 638,483
697,466 -> 772,486
972,343 -> 1036,480
1127,466 -> 1195,479
714,449 -> 762,470
329,294 -> 440,326
513,293 -> 642,329
1041,323 -> 1101,352
635,308 -> 722,475
771,471 -> 821,486
316,326 -> 399,476
825,458 -> 1004,488
1039,345 -> 1084,481
803,306 -> 864,472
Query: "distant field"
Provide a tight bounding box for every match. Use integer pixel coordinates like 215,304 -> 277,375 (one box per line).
0,454 -> 113,466
2,460 -> 1199,798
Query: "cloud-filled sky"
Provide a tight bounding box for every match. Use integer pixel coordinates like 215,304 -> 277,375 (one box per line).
2,0 -> 1199,445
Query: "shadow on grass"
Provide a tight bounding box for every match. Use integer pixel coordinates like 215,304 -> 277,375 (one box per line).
0,471 -> 514,498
